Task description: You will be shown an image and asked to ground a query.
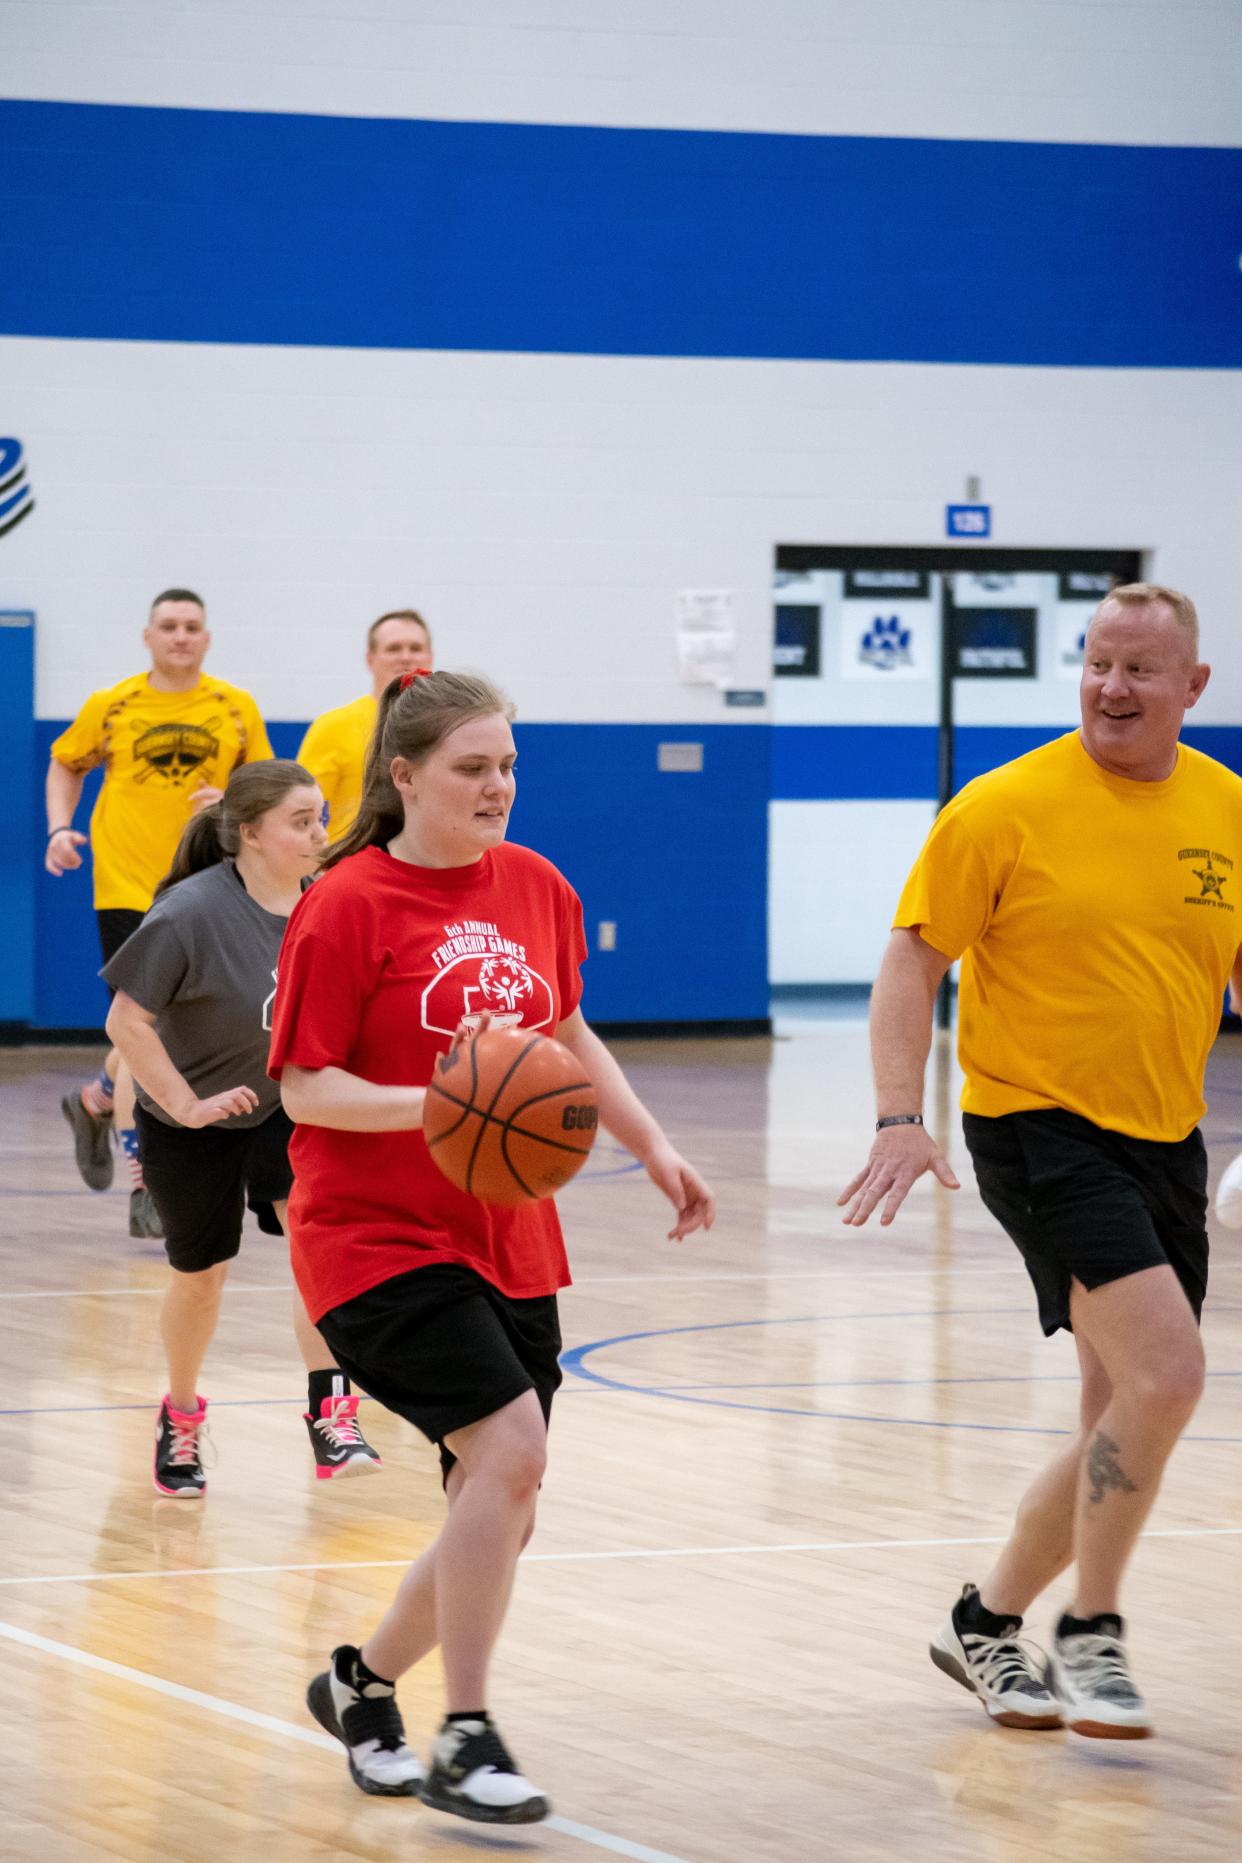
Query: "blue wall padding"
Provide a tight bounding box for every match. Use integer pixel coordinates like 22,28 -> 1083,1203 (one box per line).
31,720 -> 771,1029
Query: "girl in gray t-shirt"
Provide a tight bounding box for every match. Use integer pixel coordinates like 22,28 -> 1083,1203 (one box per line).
104,760 -> 382,1497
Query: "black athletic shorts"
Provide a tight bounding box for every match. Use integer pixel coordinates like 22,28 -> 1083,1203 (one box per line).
97,908 -> 146,994
963,1108 -> 1209,1337
136,1103 -> 294,1273
316,1263 -> 563,1481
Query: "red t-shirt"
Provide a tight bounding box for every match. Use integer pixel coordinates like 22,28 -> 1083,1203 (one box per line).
268,841 -> 588,1323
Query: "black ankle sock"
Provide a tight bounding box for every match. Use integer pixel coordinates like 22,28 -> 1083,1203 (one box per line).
1057,1609 -> 1123,1640
957,1589 -> 1020,1637
308,1368 -> 350,1415
444,1709 -> 490,1726
347,1649 -> 394,1692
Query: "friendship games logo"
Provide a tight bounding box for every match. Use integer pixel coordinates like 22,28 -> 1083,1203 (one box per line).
422,919 -> 554,1037
1179,847 -> 1234,912
0,438 -> 35,538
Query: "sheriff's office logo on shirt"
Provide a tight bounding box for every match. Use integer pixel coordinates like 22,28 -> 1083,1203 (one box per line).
1178,847 -> 1235,912
132,719 -> 222,785
423,919 -> 554,1036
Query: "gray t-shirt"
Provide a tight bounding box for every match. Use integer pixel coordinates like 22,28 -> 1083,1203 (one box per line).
101,861 -> 286,1128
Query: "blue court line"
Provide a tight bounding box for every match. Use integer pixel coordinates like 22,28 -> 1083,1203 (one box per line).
561,1315 -> 1242,1443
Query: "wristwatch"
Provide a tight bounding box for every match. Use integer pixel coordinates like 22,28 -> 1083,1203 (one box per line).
875,1114 -> 924,1131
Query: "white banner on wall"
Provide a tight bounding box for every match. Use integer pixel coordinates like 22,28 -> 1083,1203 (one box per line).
953,571 -> 1049,607
1055,610 -> 1088,680
839,603 -> 932,681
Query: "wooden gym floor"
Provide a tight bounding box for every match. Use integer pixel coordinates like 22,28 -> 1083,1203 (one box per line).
1,1024 -> 1240,1863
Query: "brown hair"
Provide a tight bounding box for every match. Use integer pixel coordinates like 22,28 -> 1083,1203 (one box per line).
150,587 -> 205,614
367,608 -> 433,652
1095,582 -> 1199,657
155,760 -> 318,896
322,671 -> 514,870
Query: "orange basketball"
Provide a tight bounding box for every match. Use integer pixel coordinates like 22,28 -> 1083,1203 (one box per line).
422,1025 -> 599,1207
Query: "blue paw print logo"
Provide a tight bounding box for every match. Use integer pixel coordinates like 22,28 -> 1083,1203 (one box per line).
0,439 -> 35,538
860,614 -> 913,671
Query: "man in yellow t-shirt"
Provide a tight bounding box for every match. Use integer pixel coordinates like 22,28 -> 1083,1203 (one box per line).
838,583 -> 1242,1742
297,609 -> 433,840
46,588 -> 273,1235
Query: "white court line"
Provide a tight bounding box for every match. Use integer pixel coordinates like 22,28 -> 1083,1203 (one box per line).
0,1266 -> 1036,1301
0,1618 -> 690,1863
2,1524 -> 1239,1591
568,1266 -> 1031,1286
0,1283 -> 295,1302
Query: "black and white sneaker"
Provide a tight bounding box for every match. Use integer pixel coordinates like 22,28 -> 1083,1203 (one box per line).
305,1395 -> 382,1480
930,1583 -> 1063,1729
61,1091 -> 113,1191
1046,1613 -> 1152,1739
420,1715 -> 549,1825
307,1645 -> 424,1795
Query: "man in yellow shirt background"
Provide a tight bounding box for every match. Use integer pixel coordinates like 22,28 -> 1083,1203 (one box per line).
297,609 -> 433,841
838,583 -> 1240,1743
46,588 -> 273,1236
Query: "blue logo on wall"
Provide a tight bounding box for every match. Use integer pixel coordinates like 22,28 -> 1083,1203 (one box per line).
0,439 -> 35,538
860,615 -> 913,671
946,503 -> 990,538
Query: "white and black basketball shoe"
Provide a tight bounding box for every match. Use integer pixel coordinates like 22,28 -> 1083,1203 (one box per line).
306,1646 -> 424,1795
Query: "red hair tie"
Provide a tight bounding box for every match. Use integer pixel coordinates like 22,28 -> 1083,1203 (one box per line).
399,669 -> 432,690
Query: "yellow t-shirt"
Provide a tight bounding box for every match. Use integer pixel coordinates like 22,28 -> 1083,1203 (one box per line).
296,694 -> 377,842
50,673 -> 274,911
895,731 -> 1242,1142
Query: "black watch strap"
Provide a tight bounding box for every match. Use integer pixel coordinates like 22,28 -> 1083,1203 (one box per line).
875,1114 -> 924,1131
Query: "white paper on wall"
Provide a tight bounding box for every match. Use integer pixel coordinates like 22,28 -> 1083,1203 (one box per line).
675,588 -> 736,685
838,602 -> 933,682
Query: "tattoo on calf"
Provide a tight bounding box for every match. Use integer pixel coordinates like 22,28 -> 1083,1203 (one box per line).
1087,1431 -> 1139,1505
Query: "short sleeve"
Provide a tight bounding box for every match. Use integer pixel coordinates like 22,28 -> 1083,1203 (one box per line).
296,715 -> 342,814
556,881 -> 588,1019
239,695 -> 274,766
893,802 -> 999,961
268,926 -> 365,1077
100,908 -> 191,1014
49,691 -> 110,775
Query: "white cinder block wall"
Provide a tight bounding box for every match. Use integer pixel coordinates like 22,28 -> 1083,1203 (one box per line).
2,0 -> 1240,1010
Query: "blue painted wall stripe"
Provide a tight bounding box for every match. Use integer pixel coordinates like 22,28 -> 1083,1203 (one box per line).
27,716 -> 1242,1028
3,101 -> 1241,366
770,723 -> 1242,802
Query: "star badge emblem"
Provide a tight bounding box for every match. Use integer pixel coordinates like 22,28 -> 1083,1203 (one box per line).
1193,859 -> 1227,899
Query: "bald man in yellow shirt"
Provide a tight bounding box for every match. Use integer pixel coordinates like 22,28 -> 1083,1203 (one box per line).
297,610 -> 433,841
47,589 -> 273,1236
839,583 -> 1242,1743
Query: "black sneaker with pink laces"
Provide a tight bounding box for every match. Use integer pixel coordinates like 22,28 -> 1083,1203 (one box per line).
153,1395 -> 210,1497
304,1394 -> 382,1479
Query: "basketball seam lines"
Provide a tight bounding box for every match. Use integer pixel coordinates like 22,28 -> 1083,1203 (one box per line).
426,1039 -> 481,1147
499,1077 -> 600,1194
465,1033 -> 545,1194
425,1085 -> 596,1158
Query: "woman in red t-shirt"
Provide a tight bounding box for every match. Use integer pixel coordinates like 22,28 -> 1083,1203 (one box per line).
270,669 -> 714,1826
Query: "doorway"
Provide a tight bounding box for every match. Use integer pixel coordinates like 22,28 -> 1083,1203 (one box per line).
768,545 -> 1142,992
